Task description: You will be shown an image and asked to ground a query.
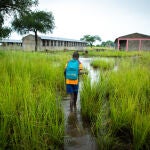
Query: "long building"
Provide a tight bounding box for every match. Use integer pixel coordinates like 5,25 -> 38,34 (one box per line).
0,39 -> 22,50
0,34 -> 87,51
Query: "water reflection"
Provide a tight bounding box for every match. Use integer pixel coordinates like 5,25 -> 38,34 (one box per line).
63,57 -> 116,150
79,57 -> 100,84
66,110 -> 84,137
63,57 -> 99,150
64,110 -> 98,150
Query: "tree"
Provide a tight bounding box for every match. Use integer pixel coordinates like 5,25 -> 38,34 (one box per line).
12,10 -> 55,51
101,40 -> 115,48
0,0 -> 38,38
0,14 -> 11,38
80,35 -> 101,48
100,41 -> 106,47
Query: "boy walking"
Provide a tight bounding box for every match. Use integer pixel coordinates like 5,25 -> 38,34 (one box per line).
65,51 -> 83,111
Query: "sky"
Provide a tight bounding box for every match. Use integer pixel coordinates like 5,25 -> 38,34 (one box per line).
9,0 -> 150,43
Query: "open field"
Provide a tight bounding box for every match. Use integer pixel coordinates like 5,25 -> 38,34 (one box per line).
0,50 -> 149,149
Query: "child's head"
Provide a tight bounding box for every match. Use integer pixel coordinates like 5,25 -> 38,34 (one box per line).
72,51 -> 79,59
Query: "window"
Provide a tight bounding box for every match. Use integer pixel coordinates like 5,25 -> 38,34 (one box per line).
42,40 -> 45,46
47,40 -> 49,46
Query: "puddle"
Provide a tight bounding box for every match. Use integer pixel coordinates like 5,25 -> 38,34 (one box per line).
62,57 -> 99,150
62,95 -> 98,150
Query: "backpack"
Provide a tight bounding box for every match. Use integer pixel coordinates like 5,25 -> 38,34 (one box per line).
66,59 -> 79,80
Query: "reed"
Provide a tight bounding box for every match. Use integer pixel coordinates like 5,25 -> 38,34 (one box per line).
82,50 -> 142,57
80,52 -> 150,149
80,76 -> 100,122
132,112 -> 150,150
0,51 -> 68,149
90,59 -> 115,69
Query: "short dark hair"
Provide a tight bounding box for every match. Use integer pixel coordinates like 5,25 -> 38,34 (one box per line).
72,51 -> 79,59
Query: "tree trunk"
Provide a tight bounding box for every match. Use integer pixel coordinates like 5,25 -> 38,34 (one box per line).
34,30 -> 38,51
90,43 -> 93,48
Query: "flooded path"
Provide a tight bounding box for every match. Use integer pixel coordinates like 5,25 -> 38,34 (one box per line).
62,57 -> 99,150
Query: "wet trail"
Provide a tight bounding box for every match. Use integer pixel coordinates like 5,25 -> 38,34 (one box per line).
62,57 -> 99,150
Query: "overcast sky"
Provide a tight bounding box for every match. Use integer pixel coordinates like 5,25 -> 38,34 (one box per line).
10,0 -> 150,42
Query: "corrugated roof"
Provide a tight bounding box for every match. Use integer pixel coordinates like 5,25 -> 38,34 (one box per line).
118,33 -> 150,38
1,35 -> 87,43
40,35 -> 86,43
115,33 -> 150,42
0,39 -> 22,43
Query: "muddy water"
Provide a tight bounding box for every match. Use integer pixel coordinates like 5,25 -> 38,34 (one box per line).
62,57 -> 99,150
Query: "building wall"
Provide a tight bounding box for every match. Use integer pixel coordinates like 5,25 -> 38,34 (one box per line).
141,40 -> 150,50
128,40 -> 139,51
115,39 -> 150,51
22,35 -> 86,51
22,35 -> 41,51
0,42 -> 22,50
0,45 -> 22,50
0,35 -> 87,51
40,39 -> 86,51
127,40 -> 150,51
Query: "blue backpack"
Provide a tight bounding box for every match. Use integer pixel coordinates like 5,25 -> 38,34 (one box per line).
66,59 -> 79,80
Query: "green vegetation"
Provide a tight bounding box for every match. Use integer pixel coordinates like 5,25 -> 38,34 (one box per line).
0,0 -> 38,38
80,52 -> 150,149
86,46 -> 115,51
0,51 -> 70,149
80,35 -> 101,48
82,49 -> 142,57
12,11 -> 55,51
100,40 -> 115,47
0,49 -> 150,149
90,59 -> 115,69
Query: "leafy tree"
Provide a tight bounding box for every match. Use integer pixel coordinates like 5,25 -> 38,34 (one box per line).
80,35 -> 101,48
0,0 -> 38,38
101,40 -> 115,47
0,0 -> 38,14
12,11 -> 55,51
101,41 -> 107,47
0,14 -> 11,38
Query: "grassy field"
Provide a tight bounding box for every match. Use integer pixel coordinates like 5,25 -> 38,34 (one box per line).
0,49 -> 149,149
0,50 -> 72,149
82,49 -> 142,57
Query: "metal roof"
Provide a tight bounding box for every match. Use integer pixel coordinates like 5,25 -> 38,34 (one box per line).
0,35 -> 87,43
40,35 -> 86,43
118,33 -> 150,39
114,33 -> 150,42
0,39 -> 22,43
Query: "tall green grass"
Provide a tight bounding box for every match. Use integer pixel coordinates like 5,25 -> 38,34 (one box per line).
80,76 -> 102,123
90,59 -> 115,70
82,50 -> 142,57
80,52 -> 150,149
0,51 -> 70,149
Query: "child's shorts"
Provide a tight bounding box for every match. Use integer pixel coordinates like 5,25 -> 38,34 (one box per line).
66,84 -> 79,94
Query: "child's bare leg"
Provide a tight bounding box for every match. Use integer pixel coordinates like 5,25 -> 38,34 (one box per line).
70,93 -> 74,111
73,93 -> 78,108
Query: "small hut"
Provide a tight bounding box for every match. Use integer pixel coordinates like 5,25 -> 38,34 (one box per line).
114,33 -> 150,51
